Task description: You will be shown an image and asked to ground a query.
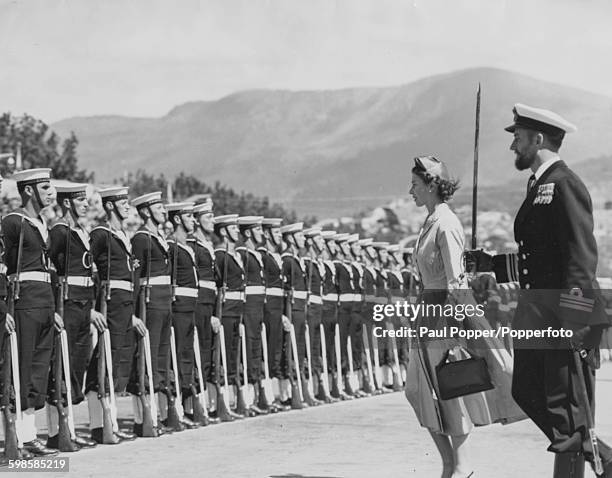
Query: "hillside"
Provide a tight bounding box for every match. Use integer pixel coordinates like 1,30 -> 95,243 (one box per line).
52,67 -> 612,216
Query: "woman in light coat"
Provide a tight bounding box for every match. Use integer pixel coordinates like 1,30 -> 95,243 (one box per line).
405,156 -> 523,478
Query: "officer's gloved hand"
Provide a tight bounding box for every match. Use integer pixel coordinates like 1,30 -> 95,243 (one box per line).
131,315 -> 147,337
5,313 -> 15,333
464,249 -> 494,273
54,312 -> 64,331
210,315 -> 221,334
90,309 -> 107,332
281,314 -> 292,332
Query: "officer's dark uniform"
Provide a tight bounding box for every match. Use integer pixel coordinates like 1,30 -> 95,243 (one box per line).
49,220 -> 95,405
334,257 -> 354,377
321,259 -> 338,381
349,260 -> 364,376
481,105 -> 612,473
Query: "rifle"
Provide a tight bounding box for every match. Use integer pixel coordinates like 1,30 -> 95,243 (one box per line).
53,332 -> 77,451
165,238 -> 184,431
191,327 -> 210,426
471,84 -> 481,254
259,323 -> 274,407
136,233 -> 157,437
303,251 -> 315,401
574,350 -> 603,475
4,217 -> 25,457
2,331 -> 19,459
236,249 -> 252,413
317,324 -> 332,402
361,323 -> 375,394
284,254 -> 304,409
97,228 -> 119,444
213,239 -> 232,421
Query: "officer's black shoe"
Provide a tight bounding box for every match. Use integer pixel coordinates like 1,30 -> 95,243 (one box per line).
161,418 -> 185,432
45,434 -> 80,452
207,415 -> 221,424
19,448 -> 34,459
133,423 -> 158,438
272,401 -> 291,412
90,428 -> 121,445
180,416 -> 200,429
114,430 -> 137,441
74,433 -> 97,448
23,439 -> 59,457
338,391 -> 353,400
228,409 -> 245,420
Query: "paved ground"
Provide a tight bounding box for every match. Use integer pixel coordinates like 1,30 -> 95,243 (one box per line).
9,362 -> 612,477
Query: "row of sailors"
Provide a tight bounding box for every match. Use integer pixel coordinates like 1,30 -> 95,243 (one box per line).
0,168 -> 420,458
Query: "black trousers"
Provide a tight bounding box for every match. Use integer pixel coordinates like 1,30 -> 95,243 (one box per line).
337,303 -> 352,374
171,310 -> 195,398
306,303 -> 322,378
263,298 -> 284,380
221,314 -> 241,385
350,302 -> 364,371
512,348 -> 612,462
85,296 -> 135,394
50,300 -> 92,405
195,303 -> 216,384
127,306 -> 172,395
321,301 -> 338,374
244,297 -> 264,383
15,307 -> 55,410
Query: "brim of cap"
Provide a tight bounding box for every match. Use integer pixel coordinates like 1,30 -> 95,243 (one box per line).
504,124 -> 515,133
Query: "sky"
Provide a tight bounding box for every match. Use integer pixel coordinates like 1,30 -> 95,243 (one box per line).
2,0 -> 612,122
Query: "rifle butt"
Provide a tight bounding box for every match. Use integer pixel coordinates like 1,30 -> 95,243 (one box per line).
100,398 -> 119,444
139,397 -> 157,437
57,405 -> 78,452
3,408 -> 19,459
258,381 -> 272,411
235,385 -> 248,416
190,386 -> 209,426
214,384 -> 233,422
165,395 -> 184,432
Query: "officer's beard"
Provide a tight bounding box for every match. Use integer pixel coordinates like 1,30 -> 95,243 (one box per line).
514,150 -> 536,171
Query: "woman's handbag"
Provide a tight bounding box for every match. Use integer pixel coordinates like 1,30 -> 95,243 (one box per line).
435,348 -> 494,400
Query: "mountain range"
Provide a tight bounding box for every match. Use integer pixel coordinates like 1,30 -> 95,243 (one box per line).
52,67 -> 612,217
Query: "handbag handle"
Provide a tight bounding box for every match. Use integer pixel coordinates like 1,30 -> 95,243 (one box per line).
441,346 -> 474,364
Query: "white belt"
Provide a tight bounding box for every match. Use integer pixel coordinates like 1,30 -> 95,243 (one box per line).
293,290 -> 307,300
338,293 -> 355,302
0,264 -> 6,274
508,301 -> 518,308
139,275 -> 171,286
224,291 -> 245,301
174,287 -> 198,298
391,296 -> 404,303
309,295 -> 323,305
354,293 -> 364,302
374,296 -> 388,305
198,280 -> 216,290
365,294 -> 377,303
266,287 -> 284,297
322,293 -> 338,302
245,285 -> 266,295
10,271 -> 51,283
61,276 -> 94,287
105,280 -> 133,292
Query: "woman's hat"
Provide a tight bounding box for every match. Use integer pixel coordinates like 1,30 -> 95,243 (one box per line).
413,156 -> 450,181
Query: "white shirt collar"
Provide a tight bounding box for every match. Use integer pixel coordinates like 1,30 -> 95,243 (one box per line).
534,155 -> 561,180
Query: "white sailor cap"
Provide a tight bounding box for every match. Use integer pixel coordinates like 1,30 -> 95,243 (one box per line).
403,247 -> 414,255
321,230 -> 337,240
505,103 -> 577,136
280,222 -> 303,235
371,241 -> 390,250
12,168 -> 51,185
262,218 -> 283,228
55,183 -> 88,198
98,186 -> 129,200
237,216 -> 263,227
346,233 -> 360,244
214,214 -> 239,226
333,233 -> 350,243
358,238 -> 373,247
166,202 -> 195,214
303,227 -> 322,238
193,202 -> 213,215
387,244 -> 400,253
132,191 -> 163,209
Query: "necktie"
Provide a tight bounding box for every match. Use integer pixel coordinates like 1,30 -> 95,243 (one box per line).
526,174 -> 536,195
